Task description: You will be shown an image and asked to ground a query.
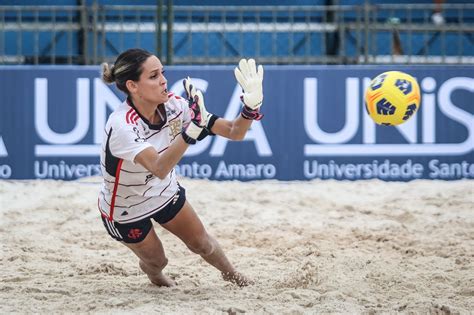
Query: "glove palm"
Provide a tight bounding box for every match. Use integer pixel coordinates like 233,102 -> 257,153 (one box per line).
183,77 -> 208,128
182,77 -> 208,144
234,59 -> 264,109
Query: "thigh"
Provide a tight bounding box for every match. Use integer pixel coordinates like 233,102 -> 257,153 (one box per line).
101,215 -> 152,243
124,227 -> 167,264
160,200 -> 207,244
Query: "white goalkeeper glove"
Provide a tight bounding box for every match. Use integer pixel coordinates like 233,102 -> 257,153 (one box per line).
234,58 -> 264,110
181,77 -> 209,144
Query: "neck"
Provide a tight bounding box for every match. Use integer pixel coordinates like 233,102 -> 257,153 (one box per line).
130,97 -> 160,123
131,98 -> 157,121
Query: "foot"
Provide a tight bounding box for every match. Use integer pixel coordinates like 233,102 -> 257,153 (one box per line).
222,271 -> 254,287
147,272 -> 176,287
139,260 -> 176,287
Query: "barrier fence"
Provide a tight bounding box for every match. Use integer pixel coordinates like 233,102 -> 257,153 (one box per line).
0,3 -> 473,65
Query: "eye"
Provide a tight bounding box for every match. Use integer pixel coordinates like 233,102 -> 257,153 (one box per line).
150,74 -> 157,79
161,70 -> 166,75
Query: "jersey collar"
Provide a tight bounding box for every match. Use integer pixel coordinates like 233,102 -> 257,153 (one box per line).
126,98 -> 167,130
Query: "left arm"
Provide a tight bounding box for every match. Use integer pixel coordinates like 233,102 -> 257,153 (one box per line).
208,115 -> 253,141
204,58 -> 265,141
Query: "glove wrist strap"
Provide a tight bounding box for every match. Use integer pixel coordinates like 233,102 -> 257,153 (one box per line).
206,113 -> 219,134
181,131 -> 197,144
241,105 -> 263,121
182,123 -> 203,144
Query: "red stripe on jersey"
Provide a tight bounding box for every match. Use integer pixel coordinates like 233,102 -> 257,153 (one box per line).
108,159 -> 124,221
130,112 -> 139,125
125,108 -> 134,124
132,113 -> 140,125
167,92 -> 174,97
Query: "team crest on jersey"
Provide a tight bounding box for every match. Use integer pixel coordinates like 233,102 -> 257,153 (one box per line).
168,119 -> 182,138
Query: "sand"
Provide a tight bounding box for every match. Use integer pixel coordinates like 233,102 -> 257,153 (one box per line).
0,177 -> 473,314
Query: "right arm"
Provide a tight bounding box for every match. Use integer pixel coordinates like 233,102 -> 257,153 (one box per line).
134,136 -> 189,180
135,79 -> 209,179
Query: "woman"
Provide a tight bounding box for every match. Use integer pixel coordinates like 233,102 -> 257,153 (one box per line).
98,48 -> 264,287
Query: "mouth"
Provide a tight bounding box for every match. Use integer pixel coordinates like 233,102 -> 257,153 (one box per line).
162,88 -> 168,95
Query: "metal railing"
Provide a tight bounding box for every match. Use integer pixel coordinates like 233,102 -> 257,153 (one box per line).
0,3 -> 473,65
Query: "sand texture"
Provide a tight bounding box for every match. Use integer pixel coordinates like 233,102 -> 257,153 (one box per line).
0,178 -> 473,314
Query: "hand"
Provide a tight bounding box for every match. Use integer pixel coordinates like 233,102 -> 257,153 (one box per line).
181,77 -> 208,144
183,77 -> 208,127
234,58 -> 264,109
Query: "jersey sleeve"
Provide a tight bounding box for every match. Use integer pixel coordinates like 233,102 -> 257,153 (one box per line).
108,121 -> 153,163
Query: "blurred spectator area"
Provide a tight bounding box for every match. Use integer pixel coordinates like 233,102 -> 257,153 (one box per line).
0,0 -> 473,65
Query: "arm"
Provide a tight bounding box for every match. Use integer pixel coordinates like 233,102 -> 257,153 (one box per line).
134,136 -> 189,179
206,58 -> 265,141
207,115 -> 252,141
135,80 -> 208,179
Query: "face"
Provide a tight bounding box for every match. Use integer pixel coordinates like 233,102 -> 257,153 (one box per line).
127,55 -> 168,105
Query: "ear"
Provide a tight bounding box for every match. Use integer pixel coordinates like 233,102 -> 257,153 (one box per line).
126,80 -> 138,94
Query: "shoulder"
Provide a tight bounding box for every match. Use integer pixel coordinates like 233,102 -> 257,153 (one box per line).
165,92 -> 189,118
107,101 -> 139,129
166,92 -> 188,107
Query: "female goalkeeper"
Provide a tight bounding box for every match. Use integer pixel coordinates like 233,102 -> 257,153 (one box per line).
98,48 -> 264,287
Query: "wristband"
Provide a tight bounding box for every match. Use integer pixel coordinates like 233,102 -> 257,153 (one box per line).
181,131 -> 197,144
241,105 -> 263,121
206,113 -> 219,135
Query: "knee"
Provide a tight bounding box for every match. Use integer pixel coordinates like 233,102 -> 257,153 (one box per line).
186,234 -> 215,256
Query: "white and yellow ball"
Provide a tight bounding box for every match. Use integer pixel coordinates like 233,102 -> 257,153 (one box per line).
365,71 -> 421,126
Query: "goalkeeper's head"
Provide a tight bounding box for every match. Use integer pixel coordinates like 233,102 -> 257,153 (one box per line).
101,48 -> 169,105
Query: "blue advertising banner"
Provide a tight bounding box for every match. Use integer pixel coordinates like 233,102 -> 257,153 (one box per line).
0,65 -> 472,181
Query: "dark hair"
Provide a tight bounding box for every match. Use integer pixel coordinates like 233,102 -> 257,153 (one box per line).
101,48 -> 153,95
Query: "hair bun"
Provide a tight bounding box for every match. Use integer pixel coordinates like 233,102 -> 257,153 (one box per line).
101,62 -> 115,84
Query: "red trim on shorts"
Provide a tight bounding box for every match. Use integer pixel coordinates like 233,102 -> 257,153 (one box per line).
109,159 -> 124,221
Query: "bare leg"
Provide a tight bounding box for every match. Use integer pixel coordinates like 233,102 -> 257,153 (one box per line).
161,201 -> 253,286
124,228 -> 175,287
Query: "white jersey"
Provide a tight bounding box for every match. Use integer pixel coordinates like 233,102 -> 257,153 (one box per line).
98,93 -> 192,223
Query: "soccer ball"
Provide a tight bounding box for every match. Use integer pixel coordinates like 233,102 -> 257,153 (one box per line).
364,71 -> 421,126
